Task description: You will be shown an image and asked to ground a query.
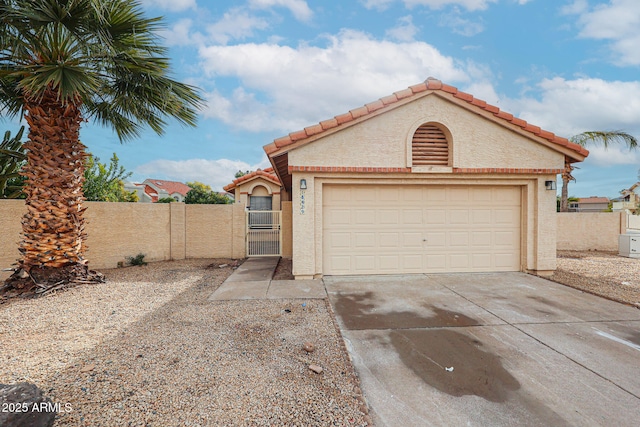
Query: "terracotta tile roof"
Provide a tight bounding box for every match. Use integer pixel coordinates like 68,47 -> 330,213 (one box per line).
264,78 -> 589,161
144,179 -> 191,197
223,168 -> 281,192
578,197 -> 609,204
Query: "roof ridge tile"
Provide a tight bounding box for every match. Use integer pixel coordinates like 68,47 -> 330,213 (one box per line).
264,78 -> 588,162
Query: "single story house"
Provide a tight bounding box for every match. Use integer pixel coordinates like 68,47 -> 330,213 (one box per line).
264,78 -> 588,279
569,196 -> 609,213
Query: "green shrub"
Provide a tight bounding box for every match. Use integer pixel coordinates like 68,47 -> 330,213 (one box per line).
126,253 -> 147,266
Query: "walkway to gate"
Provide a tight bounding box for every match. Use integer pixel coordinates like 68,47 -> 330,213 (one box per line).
209,257 -> 326,300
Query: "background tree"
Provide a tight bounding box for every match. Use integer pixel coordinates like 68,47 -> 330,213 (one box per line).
157,196 -> 176,203
185,181 -> 232,204
0,0 -> 203,292
560,131 -> 638,212
83,153 -> 137,202
235,170 -> 251,178
0,126 -> 26,198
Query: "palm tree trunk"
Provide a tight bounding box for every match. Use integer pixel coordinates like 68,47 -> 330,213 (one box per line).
560,158 -> 573,213
4,88 -> 102,292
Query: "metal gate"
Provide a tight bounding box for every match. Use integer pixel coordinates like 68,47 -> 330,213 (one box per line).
246,210 -> 281,256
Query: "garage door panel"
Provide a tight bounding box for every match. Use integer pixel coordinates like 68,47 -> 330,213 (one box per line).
379,210 -> 400,224
472,209 -> 492,224
327,232 -> 351,248
472,253 -> 492,268
323,185 -> 521,275
450,254 -> 470,269
327,209 -> 351,225
355,210 -> 376,224
402,254 -> 422,270
471,231 -> 492,246
425,210 -> 446,224
380,255 -> 400,270
355,255 -> 375,271
355,232 -> 375,248
449,210 -> 469,224
403,233 -> 423,247
425,231 -> 446,247
449,231 -> 470,247
379,232 -> 400,248
402,209 -> 422,224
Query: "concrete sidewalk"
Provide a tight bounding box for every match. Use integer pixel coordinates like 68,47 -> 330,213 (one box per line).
208,257 -> 326,300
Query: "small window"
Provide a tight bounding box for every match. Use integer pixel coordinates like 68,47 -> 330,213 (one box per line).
412,123 -> 449,166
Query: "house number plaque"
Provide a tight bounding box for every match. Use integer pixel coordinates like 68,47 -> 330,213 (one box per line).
300,190 -> 306,214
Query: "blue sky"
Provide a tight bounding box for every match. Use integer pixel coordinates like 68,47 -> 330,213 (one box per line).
28,0 -> 640,196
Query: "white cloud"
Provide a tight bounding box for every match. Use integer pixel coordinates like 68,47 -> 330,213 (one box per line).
584,145 -> 640,167
135,158 -> 271,191
506,77 -> 640,167
161,19 -> 204,47
140,0 -> 196,12
386,15 -> 419,41
439,8 -> 485,36
360,0 -> 396,11
249,0 -> 313,22
362,0 -> 497,11
207,8 -> 270,44
570,0 -> 640,66
198,29 -> 473,132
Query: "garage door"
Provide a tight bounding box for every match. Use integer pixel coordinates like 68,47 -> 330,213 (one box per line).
323,185 -> 521,275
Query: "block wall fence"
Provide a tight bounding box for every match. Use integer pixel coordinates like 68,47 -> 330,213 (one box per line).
0,200 -> 293,281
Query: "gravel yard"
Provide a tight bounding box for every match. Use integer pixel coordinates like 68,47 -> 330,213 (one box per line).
1,252 -> 638,426
553,251 -> 640,307
0,259 -> 369,426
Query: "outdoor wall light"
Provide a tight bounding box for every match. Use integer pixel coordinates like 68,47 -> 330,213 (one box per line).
545,180 -> 557,191
300,179 -> 307,190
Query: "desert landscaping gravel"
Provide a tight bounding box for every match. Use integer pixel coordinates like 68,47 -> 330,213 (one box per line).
1,252 -> 638,426
553,251 -> 640,307
0,259 -> 369,426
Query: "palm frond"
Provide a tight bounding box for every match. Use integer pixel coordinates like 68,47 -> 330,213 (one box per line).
570,131 -> 639,149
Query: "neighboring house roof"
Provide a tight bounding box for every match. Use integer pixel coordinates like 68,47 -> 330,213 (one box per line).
578,197 -> 609,204
264,78 -> 589,189
223,168 -> 281,193
143,179 -> 191,197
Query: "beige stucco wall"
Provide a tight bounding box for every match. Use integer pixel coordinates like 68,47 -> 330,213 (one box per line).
557,212 -> 626,251
281,201 -> 293,258
290,172 -> 559,278
1,200 -> 246,281
288,94 -> 564,171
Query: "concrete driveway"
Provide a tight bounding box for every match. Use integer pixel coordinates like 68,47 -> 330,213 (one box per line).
325,272 -> 640,426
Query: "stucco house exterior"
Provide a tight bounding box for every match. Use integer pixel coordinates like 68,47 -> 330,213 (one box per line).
569,196 -> 610,213
264,78 -> 588,279
612,182 -> 640,214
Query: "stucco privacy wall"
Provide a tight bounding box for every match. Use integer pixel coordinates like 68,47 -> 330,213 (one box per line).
557,212 -> 627,251
0,200 -> 253,281
287,94 -> 564,171
290,172 -> 559,278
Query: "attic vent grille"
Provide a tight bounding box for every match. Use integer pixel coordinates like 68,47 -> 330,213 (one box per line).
412,124 -> 449,166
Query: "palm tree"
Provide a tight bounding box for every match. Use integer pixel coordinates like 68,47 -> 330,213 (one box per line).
0,126 -> 26,198
0,0 -> 203,291
560,131 -> 638,212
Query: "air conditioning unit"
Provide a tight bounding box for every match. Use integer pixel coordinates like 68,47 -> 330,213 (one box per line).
619,234 -> 640,258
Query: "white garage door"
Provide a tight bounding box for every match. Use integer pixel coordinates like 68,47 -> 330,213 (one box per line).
323,185 -> 521,275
